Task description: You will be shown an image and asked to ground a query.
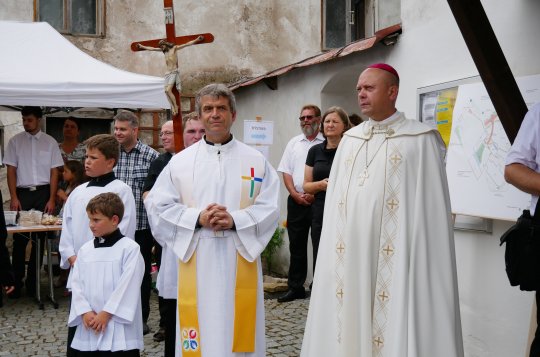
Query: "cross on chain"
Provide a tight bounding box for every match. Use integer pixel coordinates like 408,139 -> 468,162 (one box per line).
358,168 -> 369,186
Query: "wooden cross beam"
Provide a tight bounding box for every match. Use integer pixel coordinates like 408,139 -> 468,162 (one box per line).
447,0 -> 527,143
131,0 -> 214,152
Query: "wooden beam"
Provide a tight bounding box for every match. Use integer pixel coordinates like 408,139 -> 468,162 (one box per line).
447,0 -> 527,143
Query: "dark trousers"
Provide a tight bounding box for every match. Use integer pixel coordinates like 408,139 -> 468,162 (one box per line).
135,228 -> 153,323
67,325 -> 77,357
310,199 -> 325,273
531,292 -> 540,357
286,195 -> 313,291
158,297 -> 177,357
12,187 -> 49,292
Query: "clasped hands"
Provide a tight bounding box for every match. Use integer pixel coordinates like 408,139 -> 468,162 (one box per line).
82,310 -> 112,334
198,203 -> 234,231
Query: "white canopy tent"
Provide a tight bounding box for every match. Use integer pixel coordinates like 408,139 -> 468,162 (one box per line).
0,21 -> 168,109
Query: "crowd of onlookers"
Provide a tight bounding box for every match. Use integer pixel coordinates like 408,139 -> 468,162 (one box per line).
0,106 -> 205,351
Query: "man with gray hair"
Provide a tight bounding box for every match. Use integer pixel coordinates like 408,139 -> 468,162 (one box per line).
145,84 -> 279,356
113,110 -> 158,335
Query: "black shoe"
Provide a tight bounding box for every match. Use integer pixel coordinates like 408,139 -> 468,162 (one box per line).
143,323 -> 151,335
277,289 -> 306,303
153,327 -> 166,342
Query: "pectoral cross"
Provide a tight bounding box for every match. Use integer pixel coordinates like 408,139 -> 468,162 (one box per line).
358,168 -> 369,186
131,0 -> 214,153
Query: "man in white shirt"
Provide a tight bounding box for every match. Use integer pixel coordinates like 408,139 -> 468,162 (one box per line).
3,106 -> 64,298
277,105 -> 324,303
505,102 -> 540,357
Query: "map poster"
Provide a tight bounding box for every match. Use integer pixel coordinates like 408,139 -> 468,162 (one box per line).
445,74 -> 540,220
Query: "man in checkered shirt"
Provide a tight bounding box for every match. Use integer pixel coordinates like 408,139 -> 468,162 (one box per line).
113,110 -> 159,336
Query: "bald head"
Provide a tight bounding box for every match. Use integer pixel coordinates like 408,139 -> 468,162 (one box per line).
356,67 -> 399,121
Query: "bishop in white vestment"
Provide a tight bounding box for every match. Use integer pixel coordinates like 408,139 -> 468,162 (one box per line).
145,84 -> 280,357
301,64 -> 463,357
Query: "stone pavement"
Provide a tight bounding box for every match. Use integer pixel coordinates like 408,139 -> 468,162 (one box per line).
0,281 -> 309,357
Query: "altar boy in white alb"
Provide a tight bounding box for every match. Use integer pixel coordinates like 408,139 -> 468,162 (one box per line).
68,193 -> 144,356
301,64 -> 464,357
145,84 -> 280,357
59,134 -> 136,273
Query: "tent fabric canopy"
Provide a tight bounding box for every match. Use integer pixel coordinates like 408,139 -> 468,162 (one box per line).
0,21 -> 169,109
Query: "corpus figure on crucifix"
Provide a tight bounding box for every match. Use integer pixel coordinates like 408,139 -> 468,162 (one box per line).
137,35 -> 204,115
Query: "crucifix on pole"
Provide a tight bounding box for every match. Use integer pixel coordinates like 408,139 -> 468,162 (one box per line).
131,0 -> 213,152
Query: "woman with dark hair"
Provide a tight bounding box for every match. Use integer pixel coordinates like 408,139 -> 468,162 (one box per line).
303,106 -> 351,281
59,117 -> 86,162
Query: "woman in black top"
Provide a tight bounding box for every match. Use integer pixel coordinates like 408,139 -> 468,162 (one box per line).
303,106 -> 351,275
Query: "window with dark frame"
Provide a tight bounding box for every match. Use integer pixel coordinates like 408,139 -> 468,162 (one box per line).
323,0 -> 399,49
35,0 -> 105,36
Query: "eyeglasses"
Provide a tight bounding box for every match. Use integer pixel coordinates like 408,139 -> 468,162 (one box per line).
159,131 -> 174,137
299,115 -> 317,121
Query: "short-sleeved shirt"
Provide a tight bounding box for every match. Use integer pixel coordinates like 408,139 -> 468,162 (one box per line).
59,142 -> 86,163
3,130 -> 64,187
143,152 -> 173,193
305,140 -> 337,202
114,140 -> 159,230
278,133 -> 324,193
506,103 -> 540,213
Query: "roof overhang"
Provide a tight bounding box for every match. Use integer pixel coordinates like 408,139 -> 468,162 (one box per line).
229,24 -> 402,91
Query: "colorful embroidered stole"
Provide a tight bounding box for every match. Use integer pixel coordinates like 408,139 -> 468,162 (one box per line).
177,151 -> 264,355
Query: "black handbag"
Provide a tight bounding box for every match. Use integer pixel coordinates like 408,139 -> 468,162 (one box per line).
500,199 -> 540,291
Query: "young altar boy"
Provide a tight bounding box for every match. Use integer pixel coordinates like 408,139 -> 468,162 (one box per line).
59,134 -> 136,272
59,134 -> 137,355
68,192 -> 144,356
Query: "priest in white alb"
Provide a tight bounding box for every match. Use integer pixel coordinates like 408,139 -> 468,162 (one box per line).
145,84 -> 279,357
300,64 -> 464,357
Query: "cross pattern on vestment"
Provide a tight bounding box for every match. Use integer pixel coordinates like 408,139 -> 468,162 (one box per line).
378,290 -> 389,302
387,198 -> 399,211
131,0 -> 214,153
241,167 -> 263,198
336,289 -> 344,299
336,243 -> 345,254
345,155 -> 354,168
382,244 -> 394,256
390,154 -> 402,165
374,336 -> 384,348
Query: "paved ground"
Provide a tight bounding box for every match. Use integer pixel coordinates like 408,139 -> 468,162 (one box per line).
0,277 -> 309,357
